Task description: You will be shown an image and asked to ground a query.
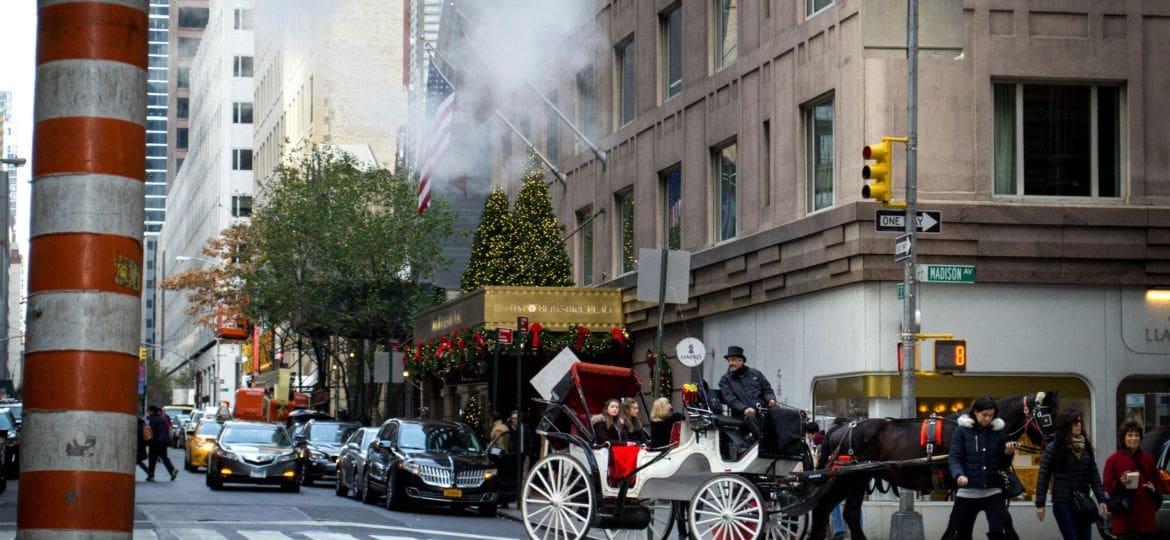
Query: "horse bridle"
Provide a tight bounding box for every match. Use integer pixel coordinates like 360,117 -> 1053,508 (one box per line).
1009,392 -> 1056,452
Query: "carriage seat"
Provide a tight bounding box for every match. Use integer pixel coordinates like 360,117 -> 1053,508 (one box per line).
607,443 -> 641,488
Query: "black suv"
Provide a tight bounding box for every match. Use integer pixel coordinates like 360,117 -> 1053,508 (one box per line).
294,420 -> 359,486
364,419 -> 501,516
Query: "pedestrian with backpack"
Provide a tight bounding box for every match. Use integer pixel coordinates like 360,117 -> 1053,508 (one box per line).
146,405 -> 178,481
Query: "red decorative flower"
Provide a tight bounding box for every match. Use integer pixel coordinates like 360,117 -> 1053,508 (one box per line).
530,322 -> 543,348
610,327 -> 625,346
474,332 -> 485,349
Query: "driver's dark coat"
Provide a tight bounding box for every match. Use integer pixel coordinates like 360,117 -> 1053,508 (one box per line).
718,365 -> 776,416
948,414 -> 1011,490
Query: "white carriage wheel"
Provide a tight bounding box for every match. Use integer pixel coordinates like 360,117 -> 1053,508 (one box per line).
688,475 -> 766,540
762,500 -> 806,540
522,453 -> 596,540
602,498 -> 673,540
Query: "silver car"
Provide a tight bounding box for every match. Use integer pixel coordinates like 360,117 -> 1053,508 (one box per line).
205,421 -> 300,492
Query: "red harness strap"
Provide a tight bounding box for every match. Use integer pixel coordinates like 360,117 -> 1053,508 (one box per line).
920,415 -> 943,449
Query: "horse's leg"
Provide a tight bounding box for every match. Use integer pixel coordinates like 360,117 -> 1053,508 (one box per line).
842,477 -> 867,540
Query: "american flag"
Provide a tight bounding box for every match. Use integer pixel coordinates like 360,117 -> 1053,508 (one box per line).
418,59 -> 456,214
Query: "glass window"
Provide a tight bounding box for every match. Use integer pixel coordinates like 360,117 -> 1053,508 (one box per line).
176,97 -> 189,119
616,38 -> 636,127
807,0 -> 833,17
233,56 -> 253,78
176,127 -> 188,149
762,120 -> 772,206
232,102 -> 253,124
232,195 -> 252,218
146,119 -> 166,132
146,158 -> 166,171
714,0 -> 737,70
232,149 -> 253,171
576,66 -> 595,143
617,190 -> 636,274
176,67 -> 190,89
177,7 -> 209,28
577,208 -> 594,284
177,37 -> 199,59
146,183 -> 166,196
146,132 -> 167,145
807,98 -> 834,212
146,145 -> 167,157
546,91 -> 559,165
993,83 -> 1122,198
661,166 -> 682,250
234,8 -> 254,30
661,6 -> 682,100
714,141 -> 737,242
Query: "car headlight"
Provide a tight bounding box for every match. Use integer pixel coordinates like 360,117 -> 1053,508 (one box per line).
276,452 -> 298,463
398,462 -> 421,475
216,449 -> 237,460
200,440 -> 216,451
483,468 -> 498,479
310,450 -> 326,460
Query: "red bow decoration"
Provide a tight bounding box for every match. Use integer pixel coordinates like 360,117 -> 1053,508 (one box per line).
435,341 -> 451,358
574,325 -> 590,351
413,342 -> 422,361
457,337 -> 466,350
474,332 -> 485,350
530,322 -> 542,348
610,327 -> 626,346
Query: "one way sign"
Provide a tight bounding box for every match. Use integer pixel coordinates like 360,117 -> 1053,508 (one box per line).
875,209 -> 942,234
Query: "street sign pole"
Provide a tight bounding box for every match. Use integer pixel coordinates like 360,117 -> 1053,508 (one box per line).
893,0 -> 924,538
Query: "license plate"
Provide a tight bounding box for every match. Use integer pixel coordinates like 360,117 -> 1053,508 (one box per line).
250,469 -> 266,478
443,488 -> 462,498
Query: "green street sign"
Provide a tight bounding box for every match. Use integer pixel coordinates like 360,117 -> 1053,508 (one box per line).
917,264 -> 976,283
897,283 -> 905,299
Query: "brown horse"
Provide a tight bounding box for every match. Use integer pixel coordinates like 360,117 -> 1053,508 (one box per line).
804,391 -> 1058,540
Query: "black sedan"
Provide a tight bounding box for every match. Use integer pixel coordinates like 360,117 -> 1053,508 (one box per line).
0,409 -> 18,476
364,419 -> 500,516
334,426 -> 379,501
294,420 -> 359,486
205,421 -> 300,492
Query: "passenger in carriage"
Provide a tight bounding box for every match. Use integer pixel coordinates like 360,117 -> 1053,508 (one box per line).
592,399 -> 625,444
620,399 -> 650,445
649,397 -> 685,448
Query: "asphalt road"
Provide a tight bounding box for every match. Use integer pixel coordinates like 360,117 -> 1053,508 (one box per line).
0,454 -> 528,539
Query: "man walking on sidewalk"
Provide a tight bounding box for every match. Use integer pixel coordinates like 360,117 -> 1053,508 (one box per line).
146,405 -> 179,481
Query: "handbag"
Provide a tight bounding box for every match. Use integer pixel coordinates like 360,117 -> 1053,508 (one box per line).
1001,467 -> 1026,498
1106,488 -> 1133,514
1072,491 -> 1098,516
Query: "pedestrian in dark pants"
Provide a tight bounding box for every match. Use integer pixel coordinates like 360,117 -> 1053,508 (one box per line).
146,405 -> 178,481
136,416 -> 149,475
948,395 -> 1016,540
1034,409 -> 1108,540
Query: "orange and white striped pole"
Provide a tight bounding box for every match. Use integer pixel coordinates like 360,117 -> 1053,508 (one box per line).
20,0 -> 147,536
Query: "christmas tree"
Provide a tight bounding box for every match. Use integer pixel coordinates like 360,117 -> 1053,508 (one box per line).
461,186 -> 513,292
509,152 -> 573,287
460,394 -> 486,438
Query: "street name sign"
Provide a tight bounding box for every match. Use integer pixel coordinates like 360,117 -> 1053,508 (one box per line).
875,209 -> 942,233
894,234 -> 913,261
916,264 -> 976,283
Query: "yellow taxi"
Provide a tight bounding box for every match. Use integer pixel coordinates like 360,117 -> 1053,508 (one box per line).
184,417 -> 224,472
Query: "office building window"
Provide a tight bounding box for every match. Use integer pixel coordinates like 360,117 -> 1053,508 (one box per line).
993,82 -> 1122,198
661,166 -> 682,250
233,56 -> 253,77
577,208 -> 594,284
616,38 -> 636,127
232,149 -> 253,171
807,0 -> 833,18
762,120 -> 772,206
232,102 -> 253,124
807,98 -> 834,212
616,189 -> 636,274
177,7 -> 208,28
177,37 -> 199,59
177,67 -> 190,89
176,127 -> 188,149
232,195 -> 253,218
176,97 -> 189,119
713,141 -> 737,242
546,91 -> 559,165
714,0 -> 737,70
234,8 -> 253,30
661,6 -> 682,101
576,66 -> 595,143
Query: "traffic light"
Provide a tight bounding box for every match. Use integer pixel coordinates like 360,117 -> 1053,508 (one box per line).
138,346 -> 147,363
862,140 -> 893,203
935,340 -> 967,373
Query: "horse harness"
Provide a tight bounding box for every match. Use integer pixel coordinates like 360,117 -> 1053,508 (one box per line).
918,414 -> 950,491
1007,392 -> 1055,453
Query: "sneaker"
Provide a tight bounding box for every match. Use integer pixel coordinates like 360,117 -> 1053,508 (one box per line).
145,476 -> 155,482
170,469 -> 179,481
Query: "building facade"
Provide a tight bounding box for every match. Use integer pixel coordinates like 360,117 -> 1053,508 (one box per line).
463,0 -> 1170,534
159,0 -> 255,408
140,0 -> 172,358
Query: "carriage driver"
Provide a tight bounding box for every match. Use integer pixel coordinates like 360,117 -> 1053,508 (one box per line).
718,345 -> 777,438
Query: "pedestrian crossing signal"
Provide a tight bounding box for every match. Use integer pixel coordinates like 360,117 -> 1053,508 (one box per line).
935,340 -> 967,373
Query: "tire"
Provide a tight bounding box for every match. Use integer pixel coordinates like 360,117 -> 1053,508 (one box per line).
301,462 -> 314,487
603,499 -> 673,540
334,468 -> 348,497
360,472 -> 377,504
688,475 -> 765,540
521,453 -> 595,540
478,503 -> 498,517
205,471 -> 223,490
384,470 -> 405,510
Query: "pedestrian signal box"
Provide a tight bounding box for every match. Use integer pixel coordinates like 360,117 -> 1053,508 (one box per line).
897,342 -> 920,371
934,340 -> 967,373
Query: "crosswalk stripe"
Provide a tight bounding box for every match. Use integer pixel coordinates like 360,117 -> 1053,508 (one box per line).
370,537 -> 421,540
132,531 -> 159,540
302,533 -> 361,540
171,529 -> 228,540
240,532 -> 295,540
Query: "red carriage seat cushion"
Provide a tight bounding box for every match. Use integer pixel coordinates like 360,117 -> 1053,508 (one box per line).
608,444 -> 641,488
670,421 -> 683,446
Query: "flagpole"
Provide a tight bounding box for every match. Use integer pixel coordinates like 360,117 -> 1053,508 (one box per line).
447,7 -> 607,168
492,111 -> 567,188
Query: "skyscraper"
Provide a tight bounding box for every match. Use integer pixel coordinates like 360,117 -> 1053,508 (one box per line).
141,0 -> 171,350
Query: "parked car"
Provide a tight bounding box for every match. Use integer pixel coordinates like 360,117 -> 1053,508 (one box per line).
285,409 -> 333,437
205,420 -> 299,492
0,409 -> 19,476
2,402 -> 22,431
364,419 -> 501,516
184,417 -> 225,472
334,426 -> 379,501
1155,438 -> 1170,533
294,420 -> 359,486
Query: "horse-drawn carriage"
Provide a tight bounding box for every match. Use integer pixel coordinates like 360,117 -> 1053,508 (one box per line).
520,361 -> 826,540
518,356 -> 1060,540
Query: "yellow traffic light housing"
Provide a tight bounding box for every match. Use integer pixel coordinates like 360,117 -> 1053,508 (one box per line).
139,346 -> 148,363
862,140 -> 893,203
934,340 -> 967,373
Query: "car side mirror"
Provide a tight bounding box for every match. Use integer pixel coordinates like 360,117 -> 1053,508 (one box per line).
489,447 -> 502,457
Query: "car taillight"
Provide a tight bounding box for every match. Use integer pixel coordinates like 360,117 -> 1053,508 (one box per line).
1159,469 -> 1170,484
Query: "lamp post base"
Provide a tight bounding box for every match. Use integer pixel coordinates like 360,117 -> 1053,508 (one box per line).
889,511 -> 925,540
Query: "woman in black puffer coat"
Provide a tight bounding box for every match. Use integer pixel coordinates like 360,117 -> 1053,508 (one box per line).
948,395 -> 1017,540
1034,409 -> 1107,540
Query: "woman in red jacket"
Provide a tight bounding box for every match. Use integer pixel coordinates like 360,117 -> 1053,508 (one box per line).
1102,419 -> 1167,539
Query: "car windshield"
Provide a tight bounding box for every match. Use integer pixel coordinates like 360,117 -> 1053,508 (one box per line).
4,404 -> 21,421
0,412 -> 12,431
398,424 -> 482,454
220,425 -> 291,446
163,407 -> 190,418
196,421 -> 223,436
308,423 -> 354,443
362,429 -> 378,449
